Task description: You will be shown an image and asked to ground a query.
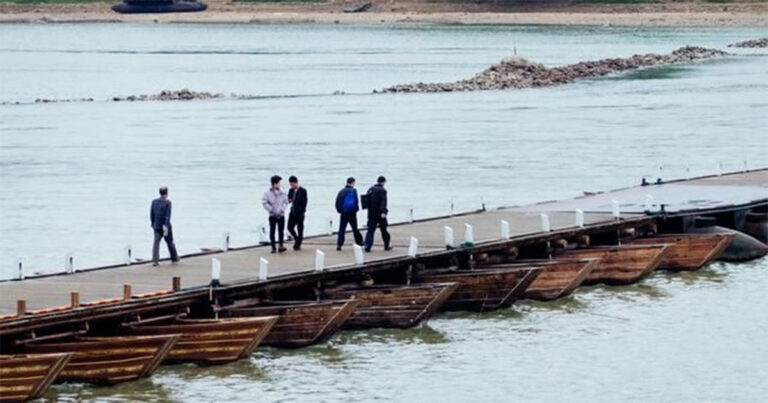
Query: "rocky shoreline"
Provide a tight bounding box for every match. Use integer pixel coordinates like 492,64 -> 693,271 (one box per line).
379,46 -> 728,94
728,38 -> 768,48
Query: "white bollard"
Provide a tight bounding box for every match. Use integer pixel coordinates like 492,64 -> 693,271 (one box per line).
259,257 -> 269,280
444,226 -> 454,249
409,207 -> 414,223
481,195 -> 486,211
222,232 -> 230,252
315,250 -> 325,272
540,214 -> 551,232
611,200 -> 621,220
353,245 -> 365,265
644,194 -> 654,212
257,224 -> 268,244
743,159 -> 748,173
65,253 -> 74,274
17,258 -> 23,280
464,223 -> 474,244
500,220 -> 510,239
124,245 -> 132,266
718,161 -> 723,176
575,209 -> 584,228
685,166 -> 690,180
327,217 -> 334,235
211,258 -> 222,284
450,199 -> 454,216
408,236 -> 419,257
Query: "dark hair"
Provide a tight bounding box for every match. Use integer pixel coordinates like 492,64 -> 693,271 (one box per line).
159,186 -> 168,196
377,176 -> 386,184
346,177 -> 355,185
289,175 -> 298,183
270,175 -> 282,185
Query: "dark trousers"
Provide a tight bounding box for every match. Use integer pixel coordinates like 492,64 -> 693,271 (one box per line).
287,212 -> 305,248
269,215 -> 285,250
365,215 -> 391,250
337,212 -> 363,248
153,227 -> 179,264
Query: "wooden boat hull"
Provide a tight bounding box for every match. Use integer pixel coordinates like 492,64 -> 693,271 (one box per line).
127,317 -> 277,364
21,335 -> 179,385
557,244 -> 670,285
323,283 -> 458,330
480,259 -> 598,301
226,300 -> 359,348
0,353 -> 71,402
628,233 -> 734,271
413,267 -> 542,312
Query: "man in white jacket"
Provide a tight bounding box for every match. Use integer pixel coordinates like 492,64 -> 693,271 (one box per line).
262,175 -> 289,253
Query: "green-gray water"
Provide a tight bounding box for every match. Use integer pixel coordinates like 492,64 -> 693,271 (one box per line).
0,23 -> 766,402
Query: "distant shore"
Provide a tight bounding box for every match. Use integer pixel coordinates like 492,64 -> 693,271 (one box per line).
1,0 -> 768,26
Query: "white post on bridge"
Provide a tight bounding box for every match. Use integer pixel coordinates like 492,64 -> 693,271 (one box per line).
644,194 -> 654,212
450,199 -> 455,217
353,245 -> 365,265
464,224 -> 474,244
124,245 -> 132,266
500,220 -> 510,240
540,213 -> 551,232
611,200 -> 621,220
211,258 -> 222,286
315,250 -> 325,272
259,257 -> 269,280
409,207 -> 414,223
685,165 -> 691,180
718,161 -> 724,176
444,226 -> 454,249
222,232 -> 230,252
17,258 -> 23,281
65,253 -> 74,274
743,159 -> 748,173
408,236 -> 419,257
327,217 -> 334,235
257,224 -> 268,245
575,209 -> 584,228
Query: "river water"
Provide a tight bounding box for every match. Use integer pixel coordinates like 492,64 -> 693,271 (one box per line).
0,23 -> 766,402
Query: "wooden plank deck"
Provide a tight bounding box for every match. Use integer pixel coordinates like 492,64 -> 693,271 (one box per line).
1,169 -> 766,316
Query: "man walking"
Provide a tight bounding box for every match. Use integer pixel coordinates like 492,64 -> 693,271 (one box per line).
335,177 -> 363,251
287,175 -> 308,251
262,175 -> 288,253
364,176 -> 392,252
150,186 -> 179,266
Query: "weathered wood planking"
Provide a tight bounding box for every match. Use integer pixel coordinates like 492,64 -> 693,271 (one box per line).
628,233 -> 734,270
557,244 -> 670,285
0,353 -> 71,401
413,267 -> 542,312
324,283 -> 458,329
125,317 -> 277,364
21,335 -> 178,385
225,300 -> 359,348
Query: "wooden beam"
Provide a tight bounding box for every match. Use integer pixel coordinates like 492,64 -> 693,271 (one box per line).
16,300 -> 26,316
123,284 -> 132,300
172,276 -> 181,292
70,292 -> 79,308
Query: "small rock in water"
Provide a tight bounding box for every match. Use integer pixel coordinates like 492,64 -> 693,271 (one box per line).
728,38 -> 768,48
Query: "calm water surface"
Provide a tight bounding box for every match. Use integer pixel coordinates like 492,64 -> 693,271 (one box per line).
0,23 -> 766,402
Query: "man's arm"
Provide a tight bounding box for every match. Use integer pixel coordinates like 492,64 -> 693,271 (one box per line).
300,188 -> 308,212
150,201 -> 155,226
165,201 -> 172,227
262,191 -> 271,212
335,190 -> 343,213
380,190 -> 388,215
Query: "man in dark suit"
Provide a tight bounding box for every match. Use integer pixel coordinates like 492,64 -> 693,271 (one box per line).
150,186 -> 179,266
287,175 -> 308,251
364,176 -> 391,252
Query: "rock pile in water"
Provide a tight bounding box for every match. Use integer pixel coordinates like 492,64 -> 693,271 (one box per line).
379,46 -> 728,94
728,38 -> 768,48
112,89 -> 224,102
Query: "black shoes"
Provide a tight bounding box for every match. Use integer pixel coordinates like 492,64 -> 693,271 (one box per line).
278,247 -> 287,253
336,246 -> 342,251
384,246 -> 393,251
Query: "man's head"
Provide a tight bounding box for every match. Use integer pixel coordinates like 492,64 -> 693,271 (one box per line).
270,175 -> 282,189
289,175 -> 299,190
377,176 -> 386,186
159,186 -> 168,198
346,177 -> 355,187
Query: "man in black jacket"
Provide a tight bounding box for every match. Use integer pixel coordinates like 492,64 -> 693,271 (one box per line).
287,175 -> 308,251
364,176 -> 391,252
335,177 -> 363,251
150,186 -> 179,266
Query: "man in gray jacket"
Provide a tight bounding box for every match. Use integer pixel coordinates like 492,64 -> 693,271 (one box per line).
262,175 -> 289,253
150,186 -> 179,266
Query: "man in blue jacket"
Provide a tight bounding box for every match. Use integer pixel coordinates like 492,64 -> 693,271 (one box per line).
150,186 -> 179,266
335,177 -> 363,251
364,176 -> 392,252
